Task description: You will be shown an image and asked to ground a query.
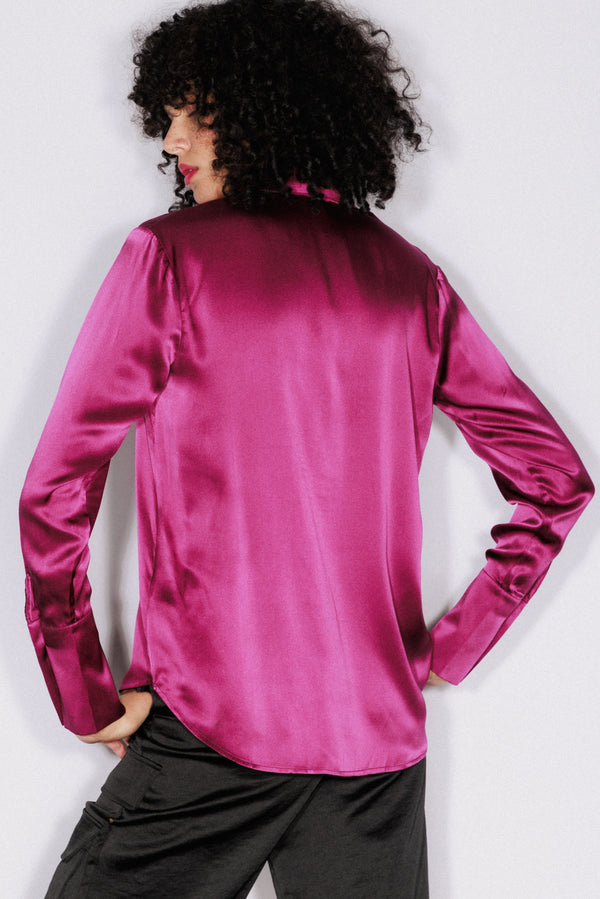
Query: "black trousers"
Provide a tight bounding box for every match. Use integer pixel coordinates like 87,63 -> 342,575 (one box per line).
46,693 -> 428,898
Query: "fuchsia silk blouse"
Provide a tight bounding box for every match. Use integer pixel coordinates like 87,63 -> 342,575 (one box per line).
19,182 -> 593,775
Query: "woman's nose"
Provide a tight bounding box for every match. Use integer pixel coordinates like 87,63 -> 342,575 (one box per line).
163,121 -> 191,156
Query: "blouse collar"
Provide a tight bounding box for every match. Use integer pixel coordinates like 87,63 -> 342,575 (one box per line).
286,179 -> 341,204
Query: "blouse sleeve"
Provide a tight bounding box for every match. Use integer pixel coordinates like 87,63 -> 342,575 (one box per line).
19,226 -> 182,734
429,267 -> 594,684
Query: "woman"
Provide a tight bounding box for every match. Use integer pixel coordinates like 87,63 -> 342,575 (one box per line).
19,1 -> 593,896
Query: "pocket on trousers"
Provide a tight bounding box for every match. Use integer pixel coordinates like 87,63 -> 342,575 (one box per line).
59,805 -> 109,863
47,752 -> 164,897
99,746 -> 162,811
45,806 -> 111,898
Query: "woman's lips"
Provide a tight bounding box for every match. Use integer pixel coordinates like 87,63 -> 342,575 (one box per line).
179,165 -> 199,185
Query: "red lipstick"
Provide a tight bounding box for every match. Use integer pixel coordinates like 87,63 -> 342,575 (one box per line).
179,164 -> 199,185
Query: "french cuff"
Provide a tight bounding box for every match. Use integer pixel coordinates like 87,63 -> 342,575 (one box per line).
429,569 -> 528,685
27,607 -> 124,734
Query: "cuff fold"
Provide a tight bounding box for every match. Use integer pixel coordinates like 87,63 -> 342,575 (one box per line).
27,608 -> 124,734
430,570 -> 527,684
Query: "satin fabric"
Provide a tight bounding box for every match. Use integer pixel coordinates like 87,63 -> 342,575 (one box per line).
19,183 -> 593,774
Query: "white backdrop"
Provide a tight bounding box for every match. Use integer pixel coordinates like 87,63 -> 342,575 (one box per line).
2,1 -> 598,896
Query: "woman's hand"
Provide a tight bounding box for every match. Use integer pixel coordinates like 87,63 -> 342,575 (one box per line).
76,690 -> 153,757
426,670 -> 449,687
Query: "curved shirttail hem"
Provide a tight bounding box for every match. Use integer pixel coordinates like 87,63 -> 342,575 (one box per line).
153,684 -> 427,776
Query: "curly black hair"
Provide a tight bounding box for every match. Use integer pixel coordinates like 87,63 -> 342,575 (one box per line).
129,0 -> 427,213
